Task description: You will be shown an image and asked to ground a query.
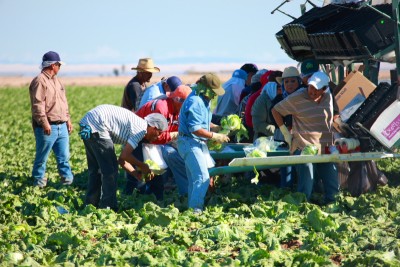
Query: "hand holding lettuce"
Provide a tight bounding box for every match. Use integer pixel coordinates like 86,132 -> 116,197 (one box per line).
208,114 -> 248,151
301,144 -> 319,155
211,132 -> 230,143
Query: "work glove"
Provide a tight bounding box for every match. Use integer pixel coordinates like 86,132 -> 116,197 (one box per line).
211,132 -> 230,143
169,131 -> 178,140
334,116 -> 347,133
210,125 -> 222,133
79,124 -> 92,140
279,125 -> 292,149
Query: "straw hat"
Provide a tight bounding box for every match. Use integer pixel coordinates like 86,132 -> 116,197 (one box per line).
276,66 -> 300,84
131,58 -> 160,73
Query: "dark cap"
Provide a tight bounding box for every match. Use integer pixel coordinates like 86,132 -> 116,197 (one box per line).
42,51 -> 63,63
198,73 -> 225,96
165,76 -> 182,92
240,63 -> 258,74
301,59 -> 319,77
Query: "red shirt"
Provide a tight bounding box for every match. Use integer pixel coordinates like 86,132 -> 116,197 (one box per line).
244,89 -> 262,128
136,98 -> 178,144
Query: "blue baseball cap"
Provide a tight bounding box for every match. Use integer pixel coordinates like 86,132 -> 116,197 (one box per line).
42,51 -> 65,65
232,69 -> 248,80
165,76 -> 182,92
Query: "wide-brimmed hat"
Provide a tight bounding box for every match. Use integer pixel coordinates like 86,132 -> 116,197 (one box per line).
276,66 -> 300,84
308,71 -> 330,90
131,58 -> 160,73
198,73 -> 225,96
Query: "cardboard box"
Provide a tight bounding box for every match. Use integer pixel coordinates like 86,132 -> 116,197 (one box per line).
370,100 -> 400,150
334,71 -> 376,122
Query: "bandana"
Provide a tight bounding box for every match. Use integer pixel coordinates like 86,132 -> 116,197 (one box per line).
194,83 -> 216,99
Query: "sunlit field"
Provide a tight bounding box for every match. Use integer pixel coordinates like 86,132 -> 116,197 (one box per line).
1,85 -> 400,266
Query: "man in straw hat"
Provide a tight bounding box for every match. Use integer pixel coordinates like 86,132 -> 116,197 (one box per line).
121,58 -> 160,112
177,73 -> 230,214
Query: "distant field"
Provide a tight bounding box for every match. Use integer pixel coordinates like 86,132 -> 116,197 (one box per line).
0,70 -> 391,88
0,73 -> 232,88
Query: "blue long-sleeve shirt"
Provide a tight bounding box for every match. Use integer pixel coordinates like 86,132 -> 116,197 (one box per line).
178,91 -> 211,141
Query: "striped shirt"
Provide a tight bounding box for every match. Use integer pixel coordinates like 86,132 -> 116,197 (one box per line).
274,87 -> 334,153
79,104 -> 147,148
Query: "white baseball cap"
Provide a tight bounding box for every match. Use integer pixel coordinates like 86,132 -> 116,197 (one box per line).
308,71 -> 330,90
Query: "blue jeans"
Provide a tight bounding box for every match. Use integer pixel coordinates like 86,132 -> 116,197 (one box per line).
177,136 -> 210,210
83,134 -> 119,211
280,166 -> 294,188
294,149 -> 339,203
161,144 -> 188,196
32,123 -> 73,187
124,142 -> 165,200
277,146 -> 294,188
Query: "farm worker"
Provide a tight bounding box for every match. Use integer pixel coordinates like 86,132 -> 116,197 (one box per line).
138,76 -> 182,109
236,69 -> 268,142
29,51 -> 74,188
121,58 -> 160,112
271,71 -> 339,204
269,67 -> 302,189
125,85 -> 192,199
244,70 -> 276,141
177,73 -> 230,213
251,81 -> 281,141
79,105 -> 167,211
212,63 -> 258,124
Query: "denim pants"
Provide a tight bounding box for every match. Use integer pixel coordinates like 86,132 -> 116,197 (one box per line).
177,136 -> 210,210
277,147 -> 294,188
294,150 -> 339,203
280,166 -> 294,188
161,144 -> 188,196
32,123 -> 73,187
124,142 -> 164,200
83,135 -> 118,211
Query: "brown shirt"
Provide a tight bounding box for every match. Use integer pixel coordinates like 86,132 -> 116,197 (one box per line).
274,88 -> 334,154
29,71 -> 70,126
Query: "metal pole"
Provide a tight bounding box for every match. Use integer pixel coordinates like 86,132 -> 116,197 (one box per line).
392,0 -> 400,99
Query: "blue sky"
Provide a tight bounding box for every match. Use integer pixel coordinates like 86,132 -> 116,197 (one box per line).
0,0 -> 324,75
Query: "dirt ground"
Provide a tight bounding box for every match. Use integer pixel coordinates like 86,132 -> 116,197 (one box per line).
0,74 -> 232,88
0,71 -> 391,88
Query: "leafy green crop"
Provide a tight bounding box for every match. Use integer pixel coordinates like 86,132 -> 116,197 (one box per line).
301,144 -> 319,155
208,114 -> 249,151
1,85 -> 400,266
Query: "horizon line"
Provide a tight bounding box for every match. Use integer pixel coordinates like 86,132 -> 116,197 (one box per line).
0,62 -> 395,77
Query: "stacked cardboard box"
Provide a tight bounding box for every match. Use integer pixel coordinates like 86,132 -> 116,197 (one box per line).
334,71 -> 376,122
